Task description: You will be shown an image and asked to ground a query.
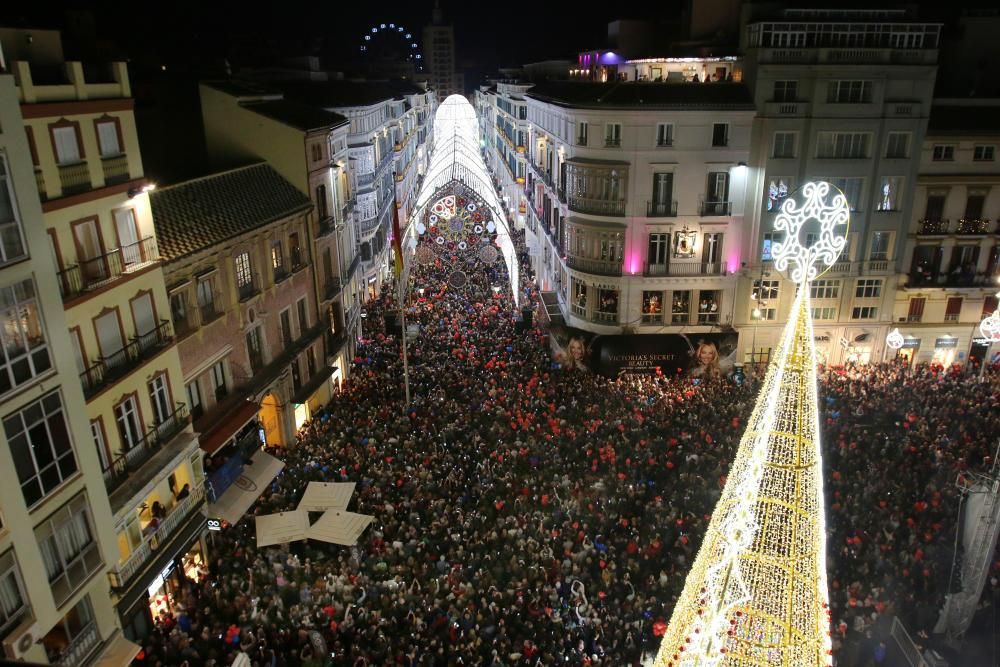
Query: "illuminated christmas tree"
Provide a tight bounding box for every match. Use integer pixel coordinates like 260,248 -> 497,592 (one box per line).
652,182 -> 848,667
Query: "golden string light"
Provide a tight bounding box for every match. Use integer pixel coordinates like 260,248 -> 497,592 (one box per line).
652,182 -> 845,667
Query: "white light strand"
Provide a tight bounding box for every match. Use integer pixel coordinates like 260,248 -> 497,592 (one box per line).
772,181 -> 850,284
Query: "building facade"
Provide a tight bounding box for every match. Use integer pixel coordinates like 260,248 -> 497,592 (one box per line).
480,78 -> 756,337
199,84 -> 362,381
738,6 -> 942,366
423,2 -> 463,98
893,100 -> 1000,366
5,29 -> 205,647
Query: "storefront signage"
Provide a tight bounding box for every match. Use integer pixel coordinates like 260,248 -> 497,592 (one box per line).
934,337 -> 958,349
901,338 -> 920,349
207,519 -> 222,531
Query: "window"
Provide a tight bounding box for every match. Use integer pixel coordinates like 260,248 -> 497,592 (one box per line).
95,120 -> 121,157
711,123 -> 729,147
316,184 -> 328,219
753,280 -> 780,301
280,309 -> 293,347
210,361 -> 227,400
246,326 -> 264,374
306,347 -> 316,377
641,291 -> 664,324
809,279 -> 840,299
271,241 -> 284,279
983,295 -> 998,319
869,232 -> 890,261
816,132 -> 870,159
0,156 -> 27,265
35,494 -> 101,607
766,178 -> 792,211
752,307 -> 777,321
811,307 -> 837,320
186,379 -> 203,420
655,123 -> 673,147
577,122 -> 588,146
5,391 -> 76,507
906,297 -> 925,322
852,306 -> 878,319
297,298 -> 308,334
925,194 -> 946,221
0,550 -> 28,635
773,80 -> 798,102
761,232 -> 782,261
170,290 -> 189,332
706,171 -> 729,204
290,358 -> 302,391
965,192 -> 986,220
855,279 -> 882,298
702,232 -> 723,268
827,80 -> 872,103
51,125 -> 82,164
876,177 -> 903,212
650,173 -> 674,215
945,297 -> 963,322
932,145 -> 954,161
698,290 -> 720,323
773,132 -> 796,158
605,123 -> 621,147
114,395 -> 142,452
0,278 -> 52,396
672,290 -> 691,324
647,233 -> 669,271
973,145 -> 995,162
825,177 -> 863,210
197,275 -> 218,319
235,252 -> 252,287
886,132 -> 910,159
149,374 -> 172,426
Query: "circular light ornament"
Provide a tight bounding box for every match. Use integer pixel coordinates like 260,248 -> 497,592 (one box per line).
980,305 -> 1000,343
435,236 -> 445,245
416,222 -> 426,235
429,214 -> 438,224
772,181 -> 850,285
886,328 -> 904,350
473,224 -> 484,234
486,221 -> 496,233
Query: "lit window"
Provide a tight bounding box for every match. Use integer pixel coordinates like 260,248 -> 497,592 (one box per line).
0,278 -> 51,396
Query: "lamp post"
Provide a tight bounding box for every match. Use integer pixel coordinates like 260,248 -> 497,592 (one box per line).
749,264 -> 766,376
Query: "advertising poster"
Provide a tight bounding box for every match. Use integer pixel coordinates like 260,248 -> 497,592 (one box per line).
551,325 -> 738,378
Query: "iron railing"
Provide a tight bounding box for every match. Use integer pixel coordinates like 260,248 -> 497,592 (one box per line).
101,154 -> 129,185
57,236 -> 158,301
567,195 -> 626,217
237,273 -> 261,302
646,200 -> 678,217
57,161 -> 91,195
699,199 -> 732,216
565,256 -> 623,277
102,403 -> 189,493
55,621 -> 100,667
80,320 -> 173,398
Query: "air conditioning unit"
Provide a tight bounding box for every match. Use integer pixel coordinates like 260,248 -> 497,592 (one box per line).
3,617 -> 40,660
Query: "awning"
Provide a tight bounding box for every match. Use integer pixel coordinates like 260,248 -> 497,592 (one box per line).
209,450 -> 284,525
93,631 -> 141,667
308,510 -> 374,545
298,481 -> 355,511
255,509 -> 310,547
199,400 -> 260,455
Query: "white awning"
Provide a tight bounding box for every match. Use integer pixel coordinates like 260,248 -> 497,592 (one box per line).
209,450 -> 284,525
298,481 -> 356,511
255,509 -> 310,547
93,632 -> 141,667
308,510 -> 375,546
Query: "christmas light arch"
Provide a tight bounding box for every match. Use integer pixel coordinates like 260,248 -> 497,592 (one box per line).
409,95 -> 520,303
359,22 -> 424,72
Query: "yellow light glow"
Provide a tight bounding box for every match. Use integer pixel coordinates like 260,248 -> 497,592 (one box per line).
652,286 -> 832,667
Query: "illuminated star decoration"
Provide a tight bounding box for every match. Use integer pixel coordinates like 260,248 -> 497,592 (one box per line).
980,293 -> 1000,343
771,181 -> 850,284
886,328 -> 905,350
653,181 -> 845,667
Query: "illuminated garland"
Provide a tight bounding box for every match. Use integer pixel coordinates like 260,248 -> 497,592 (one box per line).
653,182 -> 842,666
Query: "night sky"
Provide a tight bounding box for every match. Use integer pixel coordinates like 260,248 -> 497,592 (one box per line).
2,1 -> 684,84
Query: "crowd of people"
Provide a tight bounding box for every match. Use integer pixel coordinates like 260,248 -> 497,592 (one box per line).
132,219 -> 1000,667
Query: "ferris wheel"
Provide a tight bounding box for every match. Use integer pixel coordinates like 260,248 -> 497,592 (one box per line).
359,22 -> 424,72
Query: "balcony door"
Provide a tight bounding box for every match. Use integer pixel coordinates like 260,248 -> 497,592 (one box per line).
113,209 -> 141,268
703,233 -> 723,271
652,173 -> 673,214
73,218 -> 107,285
95,310 -> 125,365
131,293 -> 157,341
149,374 -> 174,436
114,395 -> 142,453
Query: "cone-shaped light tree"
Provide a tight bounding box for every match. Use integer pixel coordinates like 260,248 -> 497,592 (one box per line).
652,181 -> 849,667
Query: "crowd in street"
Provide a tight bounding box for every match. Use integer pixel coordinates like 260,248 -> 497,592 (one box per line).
132,225 -> 1000,667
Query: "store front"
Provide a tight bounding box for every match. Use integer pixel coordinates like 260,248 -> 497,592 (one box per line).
895,337 -> 921,365
932,335 -> 959,366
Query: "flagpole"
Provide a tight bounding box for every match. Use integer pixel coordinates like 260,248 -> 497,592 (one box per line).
392,193 -> 411,408
398,271 -> 411,406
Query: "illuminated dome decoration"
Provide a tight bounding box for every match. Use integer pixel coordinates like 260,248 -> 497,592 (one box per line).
410,95 -> 519,303
652,182 -> 844,667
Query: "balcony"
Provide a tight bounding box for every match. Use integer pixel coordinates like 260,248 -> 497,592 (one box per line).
324,276 -> 345,301
290,247 -> 306,272
643,262 -> 728,277
237,274 -> 261,302
316,217 -> 336,238
566,256 -> 623,277
594,310 -> 619,324
57,161 -> 91,196
645,262 -> 669,276
199,297 -> 224,327
604,138 -> 621,148
907,271 -> 989,289
54,620 -> 101,667
917,218 -> 948,235
763,101 -> 812,116
699,199 -> 732,216
646,200 -> 678,217
956,218 -> 992,235
101,154 -> 129,185
35,167 -> 47,200
273,265 -> 290,284
825,260 -> 854,275
57,236 -> 159,302
102,403 -> 189,493
80,320 -> 173,399
567,195 -> 626,217
108,484 -> 205,590
867,259 -> 891,273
